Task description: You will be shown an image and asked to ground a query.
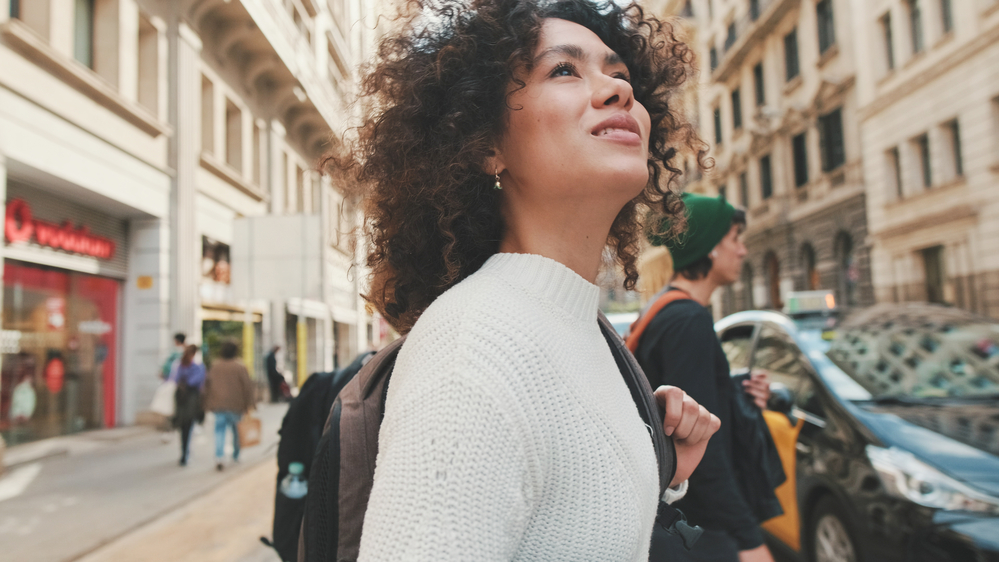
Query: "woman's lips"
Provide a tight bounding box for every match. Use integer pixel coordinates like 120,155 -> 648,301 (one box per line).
591,113 -> 642,146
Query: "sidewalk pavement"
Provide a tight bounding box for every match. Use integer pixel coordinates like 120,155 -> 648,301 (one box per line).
0,402 -> 288,562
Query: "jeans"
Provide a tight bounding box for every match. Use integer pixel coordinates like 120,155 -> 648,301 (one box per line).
178,420 -> 194,463
214,411 -> 242,461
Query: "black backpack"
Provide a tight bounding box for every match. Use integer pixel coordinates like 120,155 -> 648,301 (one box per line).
265,352 -> 374,562
298,312 -> 701,562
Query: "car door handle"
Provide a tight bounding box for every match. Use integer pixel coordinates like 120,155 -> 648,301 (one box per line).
796,442 -> 812,455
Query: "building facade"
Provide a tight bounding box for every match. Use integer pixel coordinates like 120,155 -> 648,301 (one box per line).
852,0 -> 999,318
655,0 -> 875,319
0,0 -> 382,444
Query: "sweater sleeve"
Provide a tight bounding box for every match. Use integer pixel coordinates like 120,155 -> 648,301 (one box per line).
638,304 -> 764,550
358,366 -> 532,561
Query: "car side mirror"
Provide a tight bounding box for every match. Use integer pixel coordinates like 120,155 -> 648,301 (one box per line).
768,382 -> 794,415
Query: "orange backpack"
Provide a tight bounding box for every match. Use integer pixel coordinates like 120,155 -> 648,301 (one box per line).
625,289 -> 692,353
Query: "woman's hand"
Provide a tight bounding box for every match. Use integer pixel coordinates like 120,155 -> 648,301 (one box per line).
738,544 -> 776,562
742,370 -> 771,410
654,386 -> 721,487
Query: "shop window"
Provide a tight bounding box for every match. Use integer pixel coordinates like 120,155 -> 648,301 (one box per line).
765,252 -> 782,309
940,0 -> 953,34
731,88 -> 742,130
739,172 -> 749,208
202,236 -> 231,285
836,232 -> 858,306
225,99 -> 242,172
922,245 -> 946,304
714,105 -> 723,145
793,132 -> 809,187
137,13 -> 159,115
816,0 -> 836,54
784,28 -> 799,81
886,146 -> 903,198
201,76 -> 214,155
753,63 -> 765,107
1,262 -> 119,444
802,243 -> 819,290
911,132 -> 932,188
881,13 -> 895,72
908,0 -> 924,54
819,108 -> 845,172
74,0 -> 95,68
759,154 -> 773,200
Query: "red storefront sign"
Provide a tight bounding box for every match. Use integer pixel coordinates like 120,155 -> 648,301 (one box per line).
5,199 -> 116,259
45,356 -> 66,394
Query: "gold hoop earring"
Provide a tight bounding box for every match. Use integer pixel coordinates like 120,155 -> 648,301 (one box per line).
494,169 -> 502,190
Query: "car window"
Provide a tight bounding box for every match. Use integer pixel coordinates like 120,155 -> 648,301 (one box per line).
754,325 -> 810,392
720,324 -> 755,372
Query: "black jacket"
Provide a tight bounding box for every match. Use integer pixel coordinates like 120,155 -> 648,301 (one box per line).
635,298 -> 782,550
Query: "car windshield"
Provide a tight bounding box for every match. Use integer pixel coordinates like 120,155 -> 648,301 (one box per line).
820,304 -> 999,400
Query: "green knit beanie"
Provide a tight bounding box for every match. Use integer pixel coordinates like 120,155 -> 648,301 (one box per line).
650,193 -> 736,271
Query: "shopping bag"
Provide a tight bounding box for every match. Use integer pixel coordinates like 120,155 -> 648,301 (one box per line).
238,413 -> 262,448
150,381 -> 177,417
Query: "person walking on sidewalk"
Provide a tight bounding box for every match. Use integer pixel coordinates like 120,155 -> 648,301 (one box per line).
161,332 -> 186,381
173,344 -> 205,467
265,345 -> 284,403
629,193 -> 780,562
203,340 -> 255,471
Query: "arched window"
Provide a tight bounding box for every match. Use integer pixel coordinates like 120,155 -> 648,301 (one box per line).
801,243 -> 818,290
742,263 -> 755,310
765,252 -> 782,309
835,232 -> 858,306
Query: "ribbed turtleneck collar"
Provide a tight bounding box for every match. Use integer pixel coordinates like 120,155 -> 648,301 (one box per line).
479,253 -> 600,323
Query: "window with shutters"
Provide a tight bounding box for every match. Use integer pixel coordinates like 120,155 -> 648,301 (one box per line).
760,155 -> 773,199
710,46 -> 719,71
753,63 -> 765,106
740,172 -> 749,208
912,133 -> 932,188
940,0 -> 953,34
886,146 -> 903,198
714,106 -> 723,145
943,119 -> 963,179
908,0 -> 924,54
881,13 -> 895,71
784,29 -> 800,81
816,0 -> 836,54
819,108 -> 845,172
725,22 -> 737,51
793,132 -> 809,187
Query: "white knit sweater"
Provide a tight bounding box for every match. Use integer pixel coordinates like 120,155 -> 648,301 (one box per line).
358,253 -> 663,561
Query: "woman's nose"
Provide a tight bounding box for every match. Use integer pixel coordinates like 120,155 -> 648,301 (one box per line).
593,75 -> 634,110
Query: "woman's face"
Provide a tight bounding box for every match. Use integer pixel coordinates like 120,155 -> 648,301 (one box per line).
495,18 -> 651,204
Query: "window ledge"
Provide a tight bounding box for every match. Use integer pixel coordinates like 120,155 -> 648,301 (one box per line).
200,152 -> 269,202
784,75 -> 803,95
1,19 -> 171,138
888,175 -> 967,208
817,43 -> 839,68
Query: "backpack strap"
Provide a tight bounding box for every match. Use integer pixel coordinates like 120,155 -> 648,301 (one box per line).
597,312 -> 676,497
624,289 -> 692,353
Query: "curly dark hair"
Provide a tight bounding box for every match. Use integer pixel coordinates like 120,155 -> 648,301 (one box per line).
324,0 -> 706,333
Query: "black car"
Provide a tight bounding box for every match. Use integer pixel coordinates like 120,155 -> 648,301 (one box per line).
714,303 -> 999,562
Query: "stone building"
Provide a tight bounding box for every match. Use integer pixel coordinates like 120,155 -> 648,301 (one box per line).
852,0 -> 999,318
653,0 -> 875,319
0,0 -> 383,442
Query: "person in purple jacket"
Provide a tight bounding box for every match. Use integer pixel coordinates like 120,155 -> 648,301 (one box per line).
172,344 -> 205,466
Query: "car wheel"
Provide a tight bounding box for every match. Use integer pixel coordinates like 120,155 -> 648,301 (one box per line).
809,496 -> 860,562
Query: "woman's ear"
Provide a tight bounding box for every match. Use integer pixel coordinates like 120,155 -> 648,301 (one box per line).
483,146 -> 506,176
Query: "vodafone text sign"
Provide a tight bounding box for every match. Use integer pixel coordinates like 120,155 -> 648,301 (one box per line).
5,199 -> 116,259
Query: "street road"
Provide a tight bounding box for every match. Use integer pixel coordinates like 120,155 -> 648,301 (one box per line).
0,403 -> 287,562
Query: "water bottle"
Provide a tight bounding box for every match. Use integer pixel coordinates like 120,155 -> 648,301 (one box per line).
280,462 -> 309,499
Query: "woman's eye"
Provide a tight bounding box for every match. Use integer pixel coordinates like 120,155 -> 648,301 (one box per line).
613,72 -> 631,83
550,62 -> 576,78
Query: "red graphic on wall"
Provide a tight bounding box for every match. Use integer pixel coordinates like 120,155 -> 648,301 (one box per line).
46,297 -> 66,330
5,199 -> 116,259
45,357 -> 66,394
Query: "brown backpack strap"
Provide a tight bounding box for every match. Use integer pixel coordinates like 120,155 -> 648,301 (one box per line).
335,335 -> 406,561
625,289 -> 692,353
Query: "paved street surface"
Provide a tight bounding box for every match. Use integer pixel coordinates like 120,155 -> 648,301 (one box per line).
0,403 -> 288,562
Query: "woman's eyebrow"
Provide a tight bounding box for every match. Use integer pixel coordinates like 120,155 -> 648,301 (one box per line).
534,44 -> 626,68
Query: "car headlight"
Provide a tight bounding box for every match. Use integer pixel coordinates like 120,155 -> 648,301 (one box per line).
866,445 -> 999,514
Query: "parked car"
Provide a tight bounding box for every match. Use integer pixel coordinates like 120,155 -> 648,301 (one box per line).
605,311 -> 639,337
715,302 -> 999,562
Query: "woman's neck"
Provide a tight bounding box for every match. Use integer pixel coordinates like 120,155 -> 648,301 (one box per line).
667,276 -> 718,306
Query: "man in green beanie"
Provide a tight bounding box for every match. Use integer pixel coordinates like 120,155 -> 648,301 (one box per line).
628,193 -> 776,562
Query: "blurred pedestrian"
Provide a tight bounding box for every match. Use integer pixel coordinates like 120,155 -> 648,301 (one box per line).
319,1 -> 721,559
173,344 -> 205,467
161,332 -> 186,381
203,339 -> 255,471
265,345 -> 284,403
628,193 -> 781,562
